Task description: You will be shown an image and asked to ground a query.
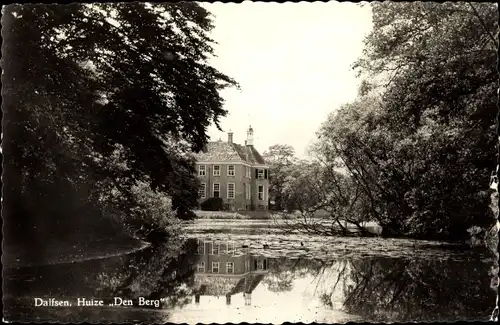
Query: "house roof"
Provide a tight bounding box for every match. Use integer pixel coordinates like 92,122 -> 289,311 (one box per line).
230,274 -> 265,295
193,275 -> 241,296
193,273 -> 266,297
194,140 -> 266,165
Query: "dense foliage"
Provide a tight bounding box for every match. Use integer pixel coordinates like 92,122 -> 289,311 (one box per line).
312,2 -> 498,241
2,3 -> 237,248
263,144 -> 297,211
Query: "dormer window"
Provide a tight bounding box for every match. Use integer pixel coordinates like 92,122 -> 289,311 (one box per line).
213,165 -> 220,176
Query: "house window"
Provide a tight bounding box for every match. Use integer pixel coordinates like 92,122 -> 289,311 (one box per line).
199,183 -> 206,199
258,185 -> 264,201
198,165 -> 206,176
212,262 -> 220,273
227,262 -> 234,274
213,183 -> 220,198
197,240 -> 205,254
213,165 -> 220,176
198,262 -> 205,272
212,243 -> 219,255
227,183 -> 235,199
228,165 -> 235,176
257,169 -> 264,179
227,242 -> 234,255
257,260 -> 264,270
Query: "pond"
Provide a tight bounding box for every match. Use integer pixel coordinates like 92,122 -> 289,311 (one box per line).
3,219 -> 498,323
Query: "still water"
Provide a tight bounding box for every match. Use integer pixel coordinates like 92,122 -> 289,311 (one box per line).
3,219 -> 498,323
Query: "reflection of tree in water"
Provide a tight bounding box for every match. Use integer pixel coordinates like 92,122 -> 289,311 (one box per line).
4,238 -> 201,323
95,238 -> 201,308
342,257 -> 495,322
319,292 -> 334,308
262,271 -> 294,293
313,259 -> 352,309
262,258 -> 324,293
261,255 -> 495,322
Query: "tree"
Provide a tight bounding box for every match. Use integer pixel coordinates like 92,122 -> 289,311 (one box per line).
2,3 -> 237,248
261,141 -> 376,236
361,2 -> 497,240
322,2 -> 497,241
281,160 -> 324,212
263,144 -> 297,210
277,154 -> 374,236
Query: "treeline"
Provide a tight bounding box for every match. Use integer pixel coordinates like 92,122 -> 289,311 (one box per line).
2,3 -> 237,248
266,2 -> 497,242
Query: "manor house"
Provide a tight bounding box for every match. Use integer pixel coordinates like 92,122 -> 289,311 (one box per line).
194,126 -> 269,211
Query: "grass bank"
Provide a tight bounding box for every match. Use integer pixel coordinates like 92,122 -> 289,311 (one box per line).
3,235 -> 150,269
193,210 -> 272,220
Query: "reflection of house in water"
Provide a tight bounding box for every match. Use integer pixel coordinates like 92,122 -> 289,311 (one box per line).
193,240 -> 268,306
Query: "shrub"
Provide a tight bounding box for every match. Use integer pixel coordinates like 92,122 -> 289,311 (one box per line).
124,181 -> 181,242
200,197 -> 224,211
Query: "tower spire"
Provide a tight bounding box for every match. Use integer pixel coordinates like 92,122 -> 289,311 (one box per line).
246,125 -> 254,146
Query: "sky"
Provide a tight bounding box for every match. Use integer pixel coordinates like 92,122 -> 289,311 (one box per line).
202,1 -> 373,158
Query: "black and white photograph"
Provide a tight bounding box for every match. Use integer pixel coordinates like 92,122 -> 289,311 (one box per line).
2,1 -> 499,323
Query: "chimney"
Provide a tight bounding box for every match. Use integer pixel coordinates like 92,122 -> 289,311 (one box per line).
244,293 -> 252,306
246,125 -> 254,146
228,130 -> 233,143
